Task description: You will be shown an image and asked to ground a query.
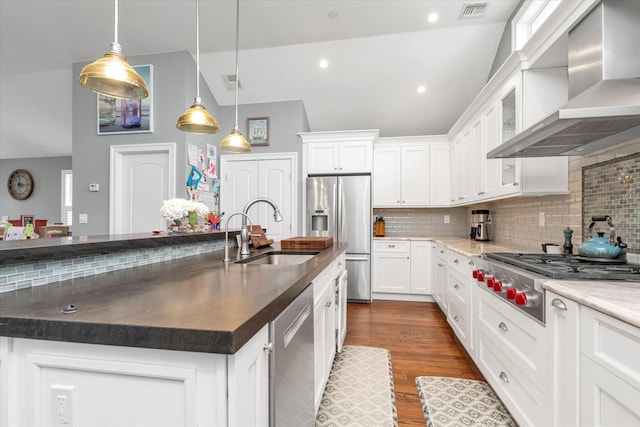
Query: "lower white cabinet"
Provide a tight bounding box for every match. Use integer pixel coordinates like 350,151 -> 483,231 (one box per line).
372,240 -> 411,294
410,241 -> 432,295
474,287 -> 546,427
432,244 -> 448,313
580,306 -> 640,426
0,326 -> 270,427
545,291 -> 580,427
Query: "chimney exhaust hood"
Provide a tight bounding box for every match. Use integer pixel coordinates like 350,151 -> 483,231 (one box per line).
488,0 -> 640,159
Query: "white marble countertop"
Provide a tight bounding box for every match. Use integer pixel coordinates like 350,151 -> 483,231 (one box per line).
375,236 -> 640,329
544,280 -> 640,328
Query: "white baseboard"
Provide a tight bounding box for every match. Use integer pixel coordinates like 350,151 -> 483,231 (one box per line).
372,293 -> 435,303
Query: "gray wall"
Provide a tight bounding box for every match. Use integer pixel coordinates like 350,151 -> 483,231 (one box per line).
488,0 -> 526,81
72,50 -> 220,236
0,156 -> 72,223
72,50 -> 310,236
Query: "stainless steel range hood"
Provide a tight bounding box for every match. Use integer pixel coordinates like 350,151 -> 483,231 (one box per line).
488,0 -> 640,159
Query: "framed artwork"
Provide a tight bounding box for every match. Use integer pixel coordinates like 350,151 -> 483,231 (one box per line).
20,214 -> 35,226
247,117 -> 269,146
97,64 -> 153,134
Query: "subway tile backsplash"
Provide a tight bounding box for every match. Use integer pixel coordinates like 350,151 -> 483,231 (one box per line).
373,208 -> 468,238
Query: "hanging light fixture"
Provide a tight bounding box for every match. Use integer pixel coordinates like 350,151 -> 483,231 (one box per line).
78,0 -> 149,99
176,0 -> 220,134
220,0 -> 251,152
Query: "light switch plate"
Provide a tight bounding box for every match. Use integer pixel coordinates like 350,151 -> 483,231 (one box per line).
79,214 -> 88,224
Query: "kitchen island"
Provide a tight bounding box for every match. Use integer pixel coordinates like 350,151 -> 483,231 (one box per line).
0,233 -> 347,426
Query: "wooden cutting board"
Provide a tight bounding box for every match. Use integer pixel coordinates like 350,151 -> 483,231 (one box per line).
281,236 -> 334,250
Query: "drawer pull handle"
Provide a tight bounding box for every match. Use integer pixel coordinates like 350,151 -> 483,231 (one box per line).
440,250 -> 444,253
468,260 -> 474,265
453,259 -> 459,264
454,284 -> 460,290
498,322 -> 508,332
551,298 -> 567,311
388,244 -> 396,248
499,371 -> 509,383
437,263 -> 444,267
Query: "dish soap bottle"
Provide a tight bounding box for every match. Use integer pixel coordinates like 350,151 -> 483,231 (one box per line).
375,217 -> 386,237
563,227 -> 574,255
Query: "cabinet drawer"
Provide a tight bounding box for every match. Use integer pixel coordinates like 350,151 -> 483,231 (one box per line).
447,297 -> 468,345
477,290 -> 546,390
313,264 -> 335,306
433,244 -> 448,262
448,251 -> 472,277
476,329 -> 545,427
446,271 -> 468,307
581,306 -> 640,390
373,240 -> 410,253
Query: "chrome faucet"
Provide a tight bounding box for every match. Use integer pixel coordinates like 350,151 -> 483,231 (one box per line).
240,197 -> 284,255
223,212 -> 253,262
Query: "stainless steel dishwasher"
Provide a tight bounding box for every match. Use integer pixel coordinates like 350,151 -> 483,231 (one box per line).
270,284 -> 315,426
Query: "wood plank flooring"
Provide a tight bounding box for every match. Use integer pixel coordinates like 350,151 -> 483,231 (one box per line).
343,300 -> 485,427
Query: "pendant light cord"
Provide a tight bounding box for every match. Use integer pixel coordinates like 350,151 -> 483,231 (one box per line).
233,0 -> 240,130
195,0 -> 201,99
114,0 -> 119,44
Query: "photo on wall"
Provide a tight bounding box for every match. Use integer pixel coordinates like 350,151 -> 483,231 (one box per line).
97,64 -> 153,135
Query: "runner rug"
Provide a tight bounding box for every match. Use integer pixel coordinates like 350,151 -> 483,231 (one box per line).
415,376 -> 517,427
315,345 -> 398,427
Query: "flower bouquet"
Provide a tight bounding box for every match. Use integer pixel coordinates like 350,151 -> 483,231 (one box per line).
160,198 -> 210,233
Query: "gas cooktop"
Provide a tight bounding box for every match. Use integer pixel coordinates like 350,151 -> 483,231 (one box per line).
484,252 -> 640,281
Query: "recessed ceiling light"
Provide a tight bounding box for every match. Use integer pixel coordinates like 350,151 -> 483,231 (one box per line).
428,13 -> 439,23
319,59 -> 329,69
417,85 -> 427,94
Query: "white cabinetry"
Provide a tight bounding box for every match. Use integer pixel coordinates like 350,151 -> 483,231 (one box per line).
580,306 -> 640,426
372,240 -> 411,294
312,253 -> 347,413
445,251 -> 474,353
545,291 -> 580,427
448,65 -> 570,205
410,241 -> 431,295
0,326 -> 270,427
432,244 -> 448,313
475,287 -> 547,427
300,130 -> 377,175
374,137 -> 449,207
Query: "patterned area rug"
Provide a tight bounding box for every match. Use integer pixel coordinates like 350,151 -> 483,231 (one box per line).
315,346 -> 398,427
415,376 -> 517,427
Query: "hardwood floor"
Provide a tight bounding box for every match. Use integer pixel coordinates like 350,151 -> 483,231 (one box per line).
343,300 -> 485,427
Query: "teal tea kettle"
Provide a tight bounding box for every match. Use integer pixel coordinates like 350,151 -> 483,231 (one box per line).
578,216 -> 627,261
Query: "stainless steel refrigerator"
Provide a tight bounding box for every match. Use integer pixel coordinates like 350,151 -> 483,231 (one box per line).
306,175 -> 372,302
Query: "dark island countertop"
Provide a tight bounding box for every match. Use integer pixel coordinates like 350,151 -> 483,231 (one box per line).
0,231 -> 234,267
0,242 -> 348,354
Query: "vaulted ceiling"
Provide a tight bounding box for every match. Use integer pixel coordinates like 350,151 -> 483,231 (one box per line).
0,0 -> 520,159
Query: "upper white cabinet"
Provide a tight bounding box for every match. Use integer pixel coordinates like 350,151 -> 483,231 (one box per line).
300,130 -> 377,175
449,66 -> 570,205
374,136 -> 449,208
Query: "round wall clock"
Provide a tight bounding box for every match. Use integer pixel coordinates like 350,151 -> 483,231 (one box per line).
7,169 -> 34,200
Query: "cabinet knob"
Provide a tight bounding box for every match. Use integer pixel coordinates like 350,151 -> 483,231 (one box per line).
453,259 -> 459,264
498,322 -> 508,332
263,342 -> 273,353
454,284 -> 459,290
325,301 -> 332,308
513,182 -> 519,186
388,244 -> 396,248
499,372 -> 509,383
453,315 -> 460,322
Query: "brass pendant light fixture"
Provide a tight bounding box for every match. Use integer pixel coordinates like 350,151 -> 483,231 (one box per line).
78,0 -> 149,99
176,0 -> 220,134
220,0 -> 251,153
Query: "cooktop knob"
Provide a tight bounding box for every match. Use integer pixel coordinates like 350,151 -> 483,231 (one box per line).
487,277 -> 495,287
506,288 -> 517,300
493,280 -> 503,292
477,271 -> 485,282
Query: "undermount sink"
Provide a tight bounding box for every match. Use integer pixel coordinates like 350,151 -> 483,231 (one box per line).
235,251 -> 319,265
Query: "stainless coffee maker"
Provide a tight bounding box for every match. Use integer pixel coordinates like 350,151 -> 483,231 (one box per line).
471,209 -> 490,241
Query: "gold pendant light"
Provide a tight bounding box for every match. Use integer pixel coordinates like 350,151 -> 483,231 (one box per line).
79,0 -> 149,99
220,0 -> 251,152
176,0 -> 220,134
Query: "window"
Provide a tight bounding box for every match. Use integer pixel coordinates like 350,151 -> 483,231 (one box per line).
61,170 -> 72,226
513,0 -> 561,51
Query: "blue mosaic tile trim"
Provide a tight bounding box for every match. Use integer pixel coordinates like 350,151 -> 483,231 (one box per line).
0,239 -> 226,293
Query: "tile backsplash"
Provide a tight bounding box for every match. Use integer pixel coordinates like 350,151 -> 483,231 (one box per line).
373,208 -> 468,238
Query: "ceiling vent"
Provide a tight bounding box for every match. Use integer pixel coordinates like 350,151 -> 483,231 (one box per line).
459,3 -> 487,19
222,74 -> 242,90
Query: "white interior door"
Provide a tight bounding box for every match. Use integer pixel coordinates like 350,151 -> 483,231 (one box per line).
110,143 -> 176,234
220,153 -> 296,241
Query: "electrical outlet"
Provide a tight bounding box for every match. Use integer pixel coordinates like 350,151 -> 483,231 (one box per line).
79,214 -> 88,224
51,385 -> 75,426
444,215 -> 450,224
539,212 -> 545,227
